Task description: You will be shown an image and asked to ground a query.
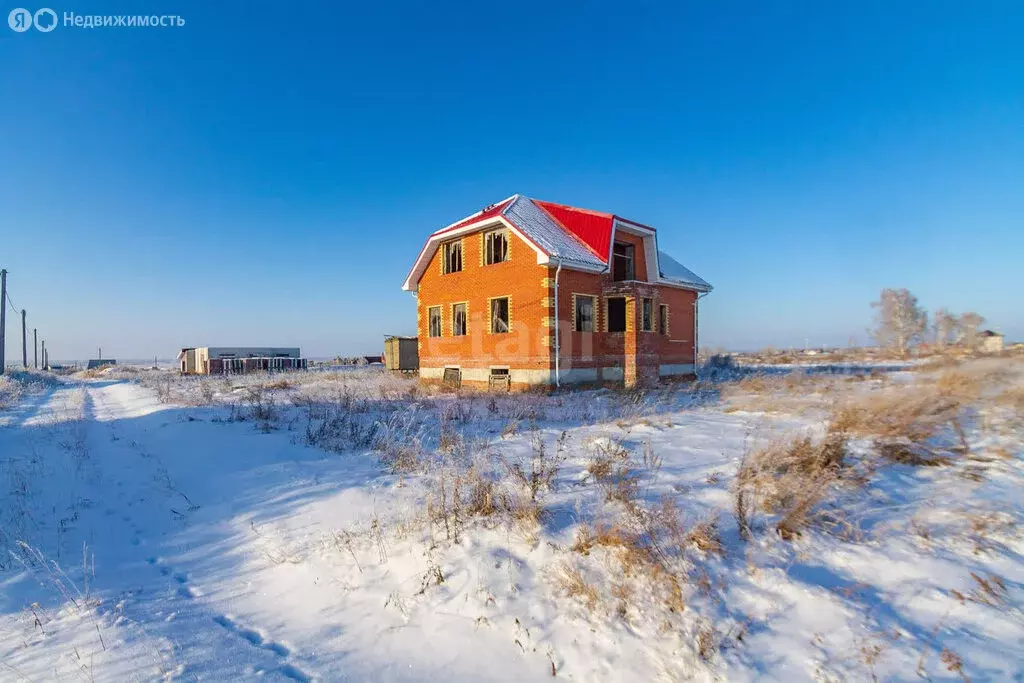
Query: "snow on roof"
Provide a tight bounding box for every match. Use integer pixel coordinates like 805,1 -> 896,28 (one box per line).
403,194 -> 712,292
502,195 -> 607,269
658,250 -> 713,292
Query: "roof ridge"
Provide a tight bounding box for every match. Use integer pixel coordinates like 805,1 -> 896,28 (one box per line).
498,193 -> 521,217
533,198 -> 614,219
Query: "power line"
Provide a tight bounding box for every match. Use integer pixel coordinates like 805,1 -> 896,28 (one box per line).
0,270 -> 45,372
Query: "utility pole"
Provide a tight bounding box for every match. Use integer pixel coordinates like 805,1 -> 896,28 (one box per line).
41,340 -> 45,371
21,309 -> 27,368
0,269 -> 7,375
33,329 -> 37,369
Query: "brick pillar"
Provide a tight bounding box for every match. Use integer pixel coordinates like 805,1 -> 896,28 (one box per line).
638,295 -> 660,387
628,294 -> 660,388
623,296 -> 638,387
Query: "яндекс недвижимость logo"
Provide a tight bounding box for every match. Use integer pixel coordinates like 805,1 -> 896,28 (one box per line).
8,8 -> 184,30
8,7 -> 57,31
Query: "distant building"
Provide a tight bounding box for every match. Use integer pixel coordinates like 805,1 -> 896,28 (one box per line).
979,330 -> 1004,353
177,347 -> 306,375
86,359 -> 116,370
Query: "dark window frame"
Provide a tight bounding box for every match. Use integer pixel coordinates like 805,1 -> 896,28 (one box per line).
490,297 -> 510,334
442,240 -> 463,274
641,298 -> 653,332
659,304 -> 669,335
452,302 -> 467,336
484,230 -> 509,265
428,306 -> 442,337
575,294 -> 595,332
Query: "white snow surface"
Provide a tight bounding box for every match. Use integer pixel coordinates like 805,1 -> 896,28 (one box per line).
657,250 -> 713,291
0,365 -> 1021,682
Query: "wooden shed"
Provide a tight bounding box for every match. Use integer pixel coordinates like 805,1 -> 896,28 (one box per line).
384,336 -> 418,373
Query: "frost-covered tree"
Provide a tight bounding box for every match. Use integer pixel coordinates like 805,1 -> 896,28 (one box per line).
870,288 -> 928,356
932,308 -> 958,347
957,312 -> 985,348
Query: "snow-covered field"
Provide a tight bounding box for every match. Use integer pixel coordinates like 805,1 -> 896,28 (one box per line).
1,359 -> 1021,681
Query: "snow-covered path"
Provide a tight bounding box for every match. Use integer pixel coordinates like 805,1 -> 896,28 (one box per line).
2,380 -> 336,679
1,380 -> 564,681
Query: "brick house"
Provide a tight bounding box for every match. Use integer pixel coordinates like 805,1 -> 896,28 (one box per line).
401,195 -> 712,389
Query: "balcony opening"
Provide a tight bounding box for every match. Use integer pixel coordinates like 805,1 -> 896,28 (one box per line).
612,242 -> 634,281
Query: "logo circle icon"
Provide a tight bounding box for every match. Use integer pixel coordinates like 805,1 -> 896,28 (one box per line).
33,7 -> 57,32
8,7 -> 32,31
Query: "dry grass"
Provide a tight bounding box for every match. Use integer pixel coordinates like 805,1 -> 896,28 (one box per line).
734,382 -> 972,540
949,572 -> 1010,610
555,562 -> 599,611
735,431 -> 850,540
425,465 -> 505,544
501,427 -> 568,503
995,386 -> 1024,415
733,357 -> 1023,543
830,383 -> 970,466
78,367 -> 112,379
721,371 -> 845,415
939,647 -> 969,682
567,454 -> 726,621
571,521 -> 632,555
424,448 -> 550,545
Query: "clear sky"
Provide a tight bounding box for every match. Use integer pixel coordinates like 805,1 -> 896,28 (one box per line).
1,1 -> 1021,361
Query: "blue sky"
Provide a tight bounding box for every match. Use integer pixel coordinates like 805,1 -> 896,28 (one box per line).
1,1 -> 1022,360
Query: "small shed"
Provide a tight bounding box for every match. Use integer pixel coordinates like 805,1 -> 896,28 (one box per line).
979,330 -> 1004,353
87,359 -> 116,370
384,336 -> 418,373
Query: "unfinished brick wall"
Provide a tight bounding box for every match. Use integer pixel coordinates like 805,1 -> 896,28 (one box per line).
555,266 -> 697,384
416,227 -> 553,380
414,224 -> 700,387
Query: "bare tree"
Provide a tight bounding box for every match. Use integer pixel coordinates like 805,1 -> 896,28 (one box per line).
957,312 -> 985,348
870,288 -> 928,356
932,308 -> 957,347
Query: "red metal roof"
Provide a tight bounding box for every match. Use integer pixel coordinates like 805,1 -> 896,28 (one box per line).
402,194 -> 711,293
532,200 -> 614,262
433,197 -> 514,237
